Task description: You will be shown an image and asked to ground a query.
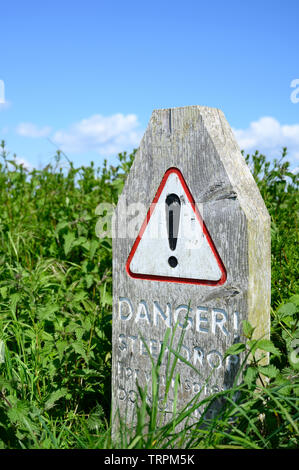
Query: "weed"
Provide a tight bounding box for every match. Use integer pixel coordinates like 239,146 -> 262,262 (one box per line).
0,140 -> 297,448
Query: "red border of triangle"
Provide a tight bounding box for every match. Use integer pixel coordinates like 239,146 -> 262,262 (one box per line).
126,167 -> 227,286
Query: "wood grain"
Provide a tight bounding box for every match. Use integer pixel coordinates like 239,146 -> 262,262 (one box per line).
111,106 -> 271,430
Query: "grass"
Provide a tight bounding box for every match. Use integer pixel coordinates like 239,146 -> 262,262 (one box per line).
0,140 -> 298,448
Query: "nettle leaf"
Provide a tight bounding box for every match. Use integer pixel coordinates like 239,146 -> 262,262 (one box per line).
63,231 -> 76,256
37,304 -> 59,321
100,285 -> 112,306
256,339 -> 281,357
82,316 -> 92,332
81,259 -> 89,274
102,291 -> 112,306
282,330 -> 293,347
54,221 -> 69,237
44,388 -> 68,410
72,340 -> 88,362
73,290 -> 87,303
7,400 -> 30,424
56,340 -> 69,361
289,295 -> 299,307
0,286 -> 8,299
41,331 -> 55,342
278,302 -> 298,317
10,293 -> 21,313
66,322 -> 80,334
274,375 -> 294,396
82,240 -> 90,251
258,364 -> 279,379
75,327 -> 85,341
85,274 -> 94,289
242,320 -> 255,339
224,342 -> 246,358
87,405 -> 104,431
244,366 -> 258,386
89,239 -> 98,260
0,377 -> 14,393
72,236 -> 87,248
282,315 -> 296,328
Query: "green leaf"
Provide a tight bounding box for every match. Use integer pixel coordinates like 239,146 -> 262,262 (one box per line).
274,375 -> 294,395
44,388 -> 68,410
278,302 -> 298,317
255,339 -> 281,357
0,286 -> 8,299
75,327 -> 85,341
65,321 -> 79,334
86,405 -> 104,431
244,366 -> 258,386
85,274 -> 94,289
100,284 -> 112,306
7,400 -> 30,424
37,304 -> 59,321
72,340 -> 88,362
288,295 -> 299,307
224,342 -> 246,358
56,340 -> 69,361
0,377 -> 14,393
73,290 -> 87,303
282,315 -> 296,328
73,236 -> 87,248
63,231 -> 76,256
258,364 -> 279,379
10,293 -> 21,313
89,239 -> 98,259
242,320 -> 255,339
54,221 -> 69,237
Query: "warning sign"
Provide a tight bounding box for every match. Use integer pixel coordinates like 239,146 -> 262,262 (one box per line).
126,167 -> 227,285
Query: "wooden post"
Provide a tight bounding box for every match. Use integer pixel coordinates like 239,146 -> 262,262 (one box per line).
111,106 -> 271,429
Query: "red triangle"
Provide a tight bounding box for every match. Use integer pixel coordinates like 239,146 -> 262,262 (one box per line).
126,167 -> 227,286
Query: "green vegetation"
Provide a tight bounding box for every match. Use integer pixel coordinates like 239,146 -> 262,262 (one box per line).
0,140 -> 298,448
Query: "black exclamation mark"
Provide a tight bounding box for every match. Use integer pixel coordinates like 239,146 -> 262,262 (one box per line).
165,194 -> 181,268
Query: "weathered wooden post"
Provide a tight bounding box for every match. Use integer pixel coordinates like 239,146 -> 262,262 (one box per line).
112,106 -> 270,429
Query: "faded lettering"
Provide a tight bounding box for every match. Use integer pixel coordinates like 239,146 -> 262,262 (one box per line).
153,301 -> 171,328
118,297 -> 238,340
119,297 -> 133,321
212,308 -> 229,337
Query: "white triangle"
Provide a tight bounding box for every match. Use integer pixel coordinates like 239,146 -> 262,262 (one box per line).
127,169 -> 226,284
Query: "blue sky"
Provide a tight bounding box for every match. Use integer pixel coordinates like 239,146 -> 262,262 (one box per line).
0,0 -> 299,170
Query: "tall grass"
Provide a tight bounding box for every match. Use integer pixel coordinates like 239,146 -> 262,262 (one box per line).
112,315 -> 298,449
0,141 -> 298,448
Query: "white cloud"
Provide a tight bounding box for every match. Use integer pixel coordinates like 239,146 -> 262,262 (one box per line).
0,101 -> 11,111
52,113 -> 143,156
14,157 -> 33,170
16,122 -> 52,138
5,155 -> 33,171
15,113 -> 299,168
233,117 -> 299,163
